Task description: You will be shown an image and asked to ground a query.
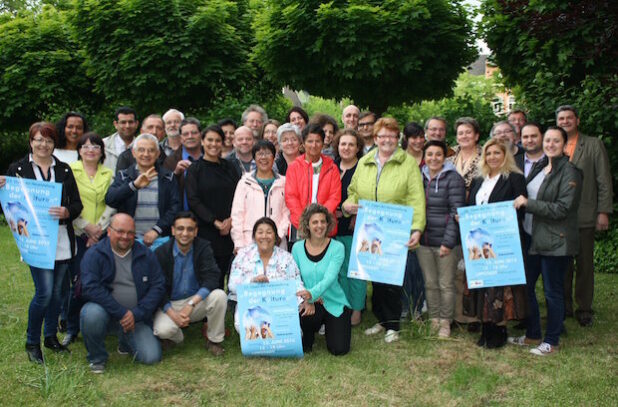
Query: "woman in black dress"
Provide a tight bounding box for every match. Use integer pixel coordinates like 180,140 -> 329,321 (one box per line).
186,125 -> 241,289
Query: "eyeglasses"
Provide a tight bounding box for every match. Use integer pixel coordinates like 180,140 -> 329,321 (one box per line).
135,147 -> 157,154
376,134 -> 398,139
494,130 -> 514,136
358,122 -> 375,128
80,145 -> 101,151
109,226 -> 136,237
32,138 -> 54,145
255,151 -> 274,158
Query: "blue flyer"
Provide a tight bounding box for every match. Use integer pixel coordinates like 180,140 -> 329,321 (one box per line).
457,201 -> 526,288
348,200 -> 413,286
236,280 -> 303,358
0,176 -> 62,269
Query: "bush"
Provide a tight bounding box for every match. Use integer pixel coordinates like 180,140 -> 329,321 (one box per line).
595,207 -> 618,274
0,130 -> 28,174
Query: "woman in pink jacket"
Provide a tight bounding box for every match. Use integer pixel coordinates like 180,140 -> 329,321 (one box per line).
231,140 -> 290,253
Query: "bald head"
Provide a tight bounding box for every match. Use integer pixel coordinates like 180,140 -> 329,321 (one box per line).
342,105 -> 360,130
233,126 -> 255,158
109,214 -> 136,254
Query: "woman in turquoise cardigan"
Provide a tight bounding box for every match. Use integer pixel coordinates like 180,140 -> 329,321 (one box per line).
293,204 -> 351,355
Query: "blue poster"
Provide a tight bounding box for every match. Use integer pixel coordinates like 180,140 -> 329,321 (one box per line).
348,200 -> 413,286
236,280 -> 303,358
457,201 -> 525,288
0,176 -> 62,269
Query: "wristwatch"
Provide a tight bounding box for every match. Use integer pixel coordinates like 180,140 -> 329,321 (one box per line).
188,299 -> 196,307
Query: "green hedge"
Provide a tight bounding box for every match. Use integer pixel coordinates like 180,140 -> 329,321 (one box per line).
595,210 -> 618,274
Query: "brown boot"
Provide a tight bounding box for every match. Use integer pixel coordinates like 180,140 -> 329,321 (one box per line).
206,340 -> 224,356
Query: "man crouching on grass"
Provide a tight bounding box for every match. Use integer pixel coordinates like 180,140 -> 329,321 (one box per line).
153,212 -> 227,356
80,213 -> 165,374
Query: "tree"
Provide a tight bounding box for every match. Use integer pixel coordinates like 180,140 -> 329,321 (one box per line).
481,0 -> 618,194
386,71 -> 499,143
72,0 -> 266,115
253,0 -> 477,115
0,6 -> 95,131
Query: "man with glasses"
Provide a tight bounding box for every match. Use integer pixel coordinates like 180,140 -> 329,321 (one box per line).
80,213 -> 165,373
152,212 -> 226,356
358,111 -> 377,155
106,134 -> 181,247
425,117 -> 455,157
164,118 -> 203,210
490,121 -> 523,158
103,106 -> 140,172
162,109 -> 185,156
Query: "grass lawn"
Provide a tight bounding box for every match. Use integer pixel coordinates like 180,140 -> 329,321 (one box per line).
0,226 -> 616,406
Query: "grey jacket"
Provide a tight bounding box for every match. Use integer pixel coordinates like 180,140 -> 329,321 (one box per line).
420,162 -> 466,249
569,133 -> 613,228
527,155 -> 583,256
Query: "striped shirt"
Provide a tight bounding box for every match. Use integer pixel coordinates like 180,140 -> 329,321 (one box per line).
134,177 -> 160,237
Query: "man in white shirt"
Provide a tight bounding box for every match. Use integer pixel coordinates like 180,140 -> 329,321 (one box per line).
103,107 -> 139,171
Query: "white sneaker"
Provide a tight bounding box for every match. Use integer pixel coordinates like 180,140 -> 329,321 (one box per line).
364,323 -> 385,336
384,329 -> 400,343
318,324 -> 325,336
530,342 -> 557,356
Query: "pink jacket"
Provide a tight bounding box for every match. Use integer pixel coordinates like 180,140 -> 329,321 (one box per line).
231,172 -> 290,250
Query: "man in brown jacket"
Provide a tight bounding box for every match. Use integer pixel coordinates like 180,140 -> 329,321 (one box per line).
556,105 -> 613,327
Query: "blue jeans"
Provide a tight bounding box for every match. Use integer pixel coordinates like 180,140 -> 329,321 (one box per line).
80,302 -> 162,365
27,262 -> 69,345
525,254 -> 570,346
401,250 -> 425,315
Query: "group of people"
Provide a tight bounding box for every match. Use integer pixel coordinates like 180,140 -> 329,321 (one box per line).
0,102 -> 612,373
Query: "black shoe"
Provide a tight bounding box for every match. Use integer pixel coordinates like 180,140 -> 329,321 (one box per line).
44,336 -> 70,353
476,323 -> 489,347
468,322 -> 481,333
577,315 -> 593,327
58,319 -> 68,333
61,333 -> 77,347
487,325 -> 507,349
26,343 -> 44,364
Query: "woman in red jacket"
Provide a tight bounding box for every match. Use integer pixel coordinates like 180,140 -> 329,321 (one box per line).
285,123 -> 342,248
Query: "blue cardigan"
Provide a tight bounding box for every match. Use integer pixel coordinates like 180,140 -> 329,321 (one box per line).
80,237 -> 165,325
292,239 -> 350,317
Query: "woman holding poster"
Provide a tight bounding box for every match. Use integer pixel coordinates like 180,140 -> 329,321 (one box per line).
294,204 -> 351,355
228,217 -> 308,333
466,138 -> 527,349
0,122 -> 83,363
511,126 -> 582,356
343,118 -> 426,344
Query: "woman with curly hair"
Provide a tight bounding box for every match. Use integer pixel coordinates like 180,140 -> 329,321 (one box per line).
293,204 -> 351,355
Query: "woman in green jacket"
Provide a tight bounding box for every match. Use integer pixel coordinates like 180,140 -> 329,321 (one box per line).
294,204 -> 351,355
63,133 -> 115,345
343,118 -> 426,343
512,126 -> 582,356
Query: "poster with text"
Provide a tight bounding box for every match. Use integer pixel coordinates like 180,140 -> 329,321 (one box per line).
457,201 -> 525,288
237,280 -> 303,358
0,176 -> 62,269
348,200 -> 413,286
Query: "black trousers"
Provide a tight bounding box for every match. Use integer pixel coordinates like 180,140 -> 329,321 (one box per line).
215,254 -> 233,290
300,304 -> 351,356
372,282 -> 401,331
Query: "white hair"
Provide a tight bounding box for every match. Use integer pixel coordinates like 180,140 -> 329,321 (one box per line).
277,123 -> 301,144
132,133 -> 159,151
162,109 -> 185,122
